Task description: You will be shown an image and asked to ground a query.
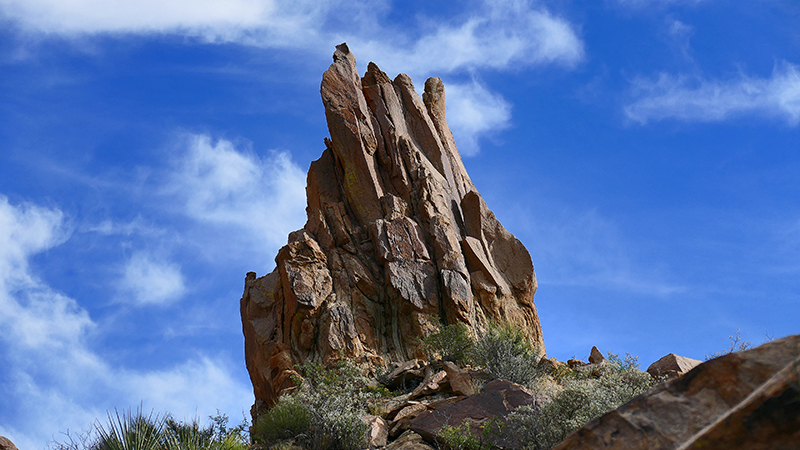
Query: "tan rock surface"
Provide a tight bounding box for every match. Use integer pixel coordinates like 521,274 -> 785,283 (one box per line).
0,437 -> 18,450
241,43 -> 543,411
553,334 -> 800,450
647,353 -> 702,379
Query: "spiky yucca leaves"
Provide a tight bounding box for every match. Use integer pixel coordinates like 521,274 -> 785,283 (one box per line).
94,409 -> 165,450
50,408 -> 247,450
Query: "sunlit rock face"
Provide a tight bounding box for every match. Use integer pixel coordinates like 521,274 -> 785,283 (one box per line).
240,43 -> 543,410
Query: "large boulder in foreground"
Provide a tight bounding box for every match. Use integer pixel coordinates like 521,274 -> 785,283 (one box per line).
241,44 -> 543,411
553,334 -> 800,450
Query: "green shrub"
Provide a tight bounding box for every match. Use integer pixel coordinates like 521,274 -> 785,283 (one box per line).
506,357 -> 656,450
471,321 -> 542,386
422,321 -> 475,364
253,396 -> 311,447
252,359 -> 373,450
437,418 -> 504,450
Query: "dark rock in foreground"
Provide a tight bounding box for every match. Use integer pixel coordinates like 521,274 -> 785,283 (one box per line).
553,334 -> 800,450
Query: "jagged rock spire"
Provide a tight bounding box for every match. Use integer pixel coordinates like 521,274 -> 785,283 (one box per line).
241,43 -> 543,410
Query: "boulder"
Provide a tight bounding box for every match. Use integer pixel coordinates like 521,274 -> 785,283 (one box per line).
365,415 -> 388,448
241,43 -> 544,410
552,334 -> 800,450
410,379 -> 536,447
647,353 -> 702,379
538,356 -> 567,373
0,437 -> 17,450
588,346 -> 605,365
443,361 -> 474,396
386,431 -> 437,450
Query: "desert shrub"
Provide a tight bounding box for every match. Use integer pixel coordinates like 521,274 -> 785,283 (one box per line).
253,396 -> 311,447
471,321 -> 542,386
437,418 -> 504,450
506,356 -> 656,450
253,359 -> 373,450
705,328 -> 753,360
422,321 -> 475,364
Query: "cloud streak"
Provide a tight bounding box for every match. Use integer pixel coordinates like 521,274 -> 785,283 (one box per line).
166,134 -> 307,257
1,0 -> 584,155
0,195 -> 251,449
625,62 -> 800,125
120,252 -> 186,306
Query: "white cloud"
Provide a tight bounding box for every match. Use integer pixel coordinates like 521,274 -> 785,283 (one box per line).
167,134 -> 307,252
356,0 -> 583,76
84,216 -> 165,237
1,0 -> 584,156
445,80 -> 512,156
625,62 -> 800,125
120,252 -> 186,306
0,195 -> 251,449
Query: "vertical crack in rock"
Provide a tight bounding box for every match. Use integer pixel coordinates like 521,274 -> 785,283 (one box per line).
241,43 -> 544,413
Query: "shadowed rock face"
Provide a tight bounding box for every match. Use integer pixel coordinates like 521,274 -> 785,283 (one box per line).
240,43 -> 543,410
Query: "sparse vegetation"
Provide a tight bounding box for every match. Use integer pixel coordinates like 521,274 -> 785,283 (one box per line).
50,408 -> 248,450
506,353 -> 656,450
422,321 -> 474,365
471,321 -> 543,387
252,359 -> 374,450
437,418 -> 504,450
705,328 -> 753,360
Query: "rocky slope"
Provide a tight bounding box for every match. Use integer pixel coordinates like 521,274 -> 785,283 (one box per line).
240,43 -> 543,411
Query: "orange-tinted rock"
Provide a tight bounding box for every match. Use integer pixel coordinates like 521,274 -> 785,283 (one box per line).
241,43 -> 543,411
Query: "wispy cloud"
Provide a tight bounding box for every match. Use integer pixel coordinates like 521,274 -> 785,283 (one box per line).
166,134 -> 307,255
0,195 -> 251,449
356,1 -> 583,76
120,252 -> 186,306
1,0 -> 584,155
508,205 -> 683,296
625,61 -> 800,125
445,80 -> 512,156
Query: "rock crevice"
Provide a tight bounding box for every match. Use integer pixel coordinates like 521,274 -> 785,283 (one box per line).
241,43 -> 543,410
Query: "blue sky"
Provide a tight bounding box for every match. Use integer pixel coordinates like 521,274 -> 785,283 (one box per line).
1,0 -> 799,447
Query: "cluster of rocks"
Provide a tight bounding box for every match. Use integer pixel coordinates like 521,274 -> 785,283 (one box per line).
363,359 -> 543,449
351,345 -> 702,450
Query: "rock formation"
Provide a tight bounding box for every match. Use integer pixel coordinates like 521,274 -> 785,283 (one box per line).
240,43 -> 543,411
553,334 -> 800,450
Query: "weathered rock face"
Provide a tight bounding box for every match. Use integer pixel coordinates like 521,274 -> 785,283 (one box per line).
553,334 -> 800,450
241,43 -> 543,410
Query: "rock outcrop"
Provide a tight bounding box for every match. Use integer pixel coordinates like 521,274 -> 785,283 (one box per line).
553,334 -> 800,450
647,353 -> 702,379
241,43 -> 543,411
0,437 -> 18,450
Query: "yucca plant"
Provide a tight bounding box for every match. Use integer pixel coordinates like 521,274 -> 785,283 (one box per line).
94,408 -> 166,450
